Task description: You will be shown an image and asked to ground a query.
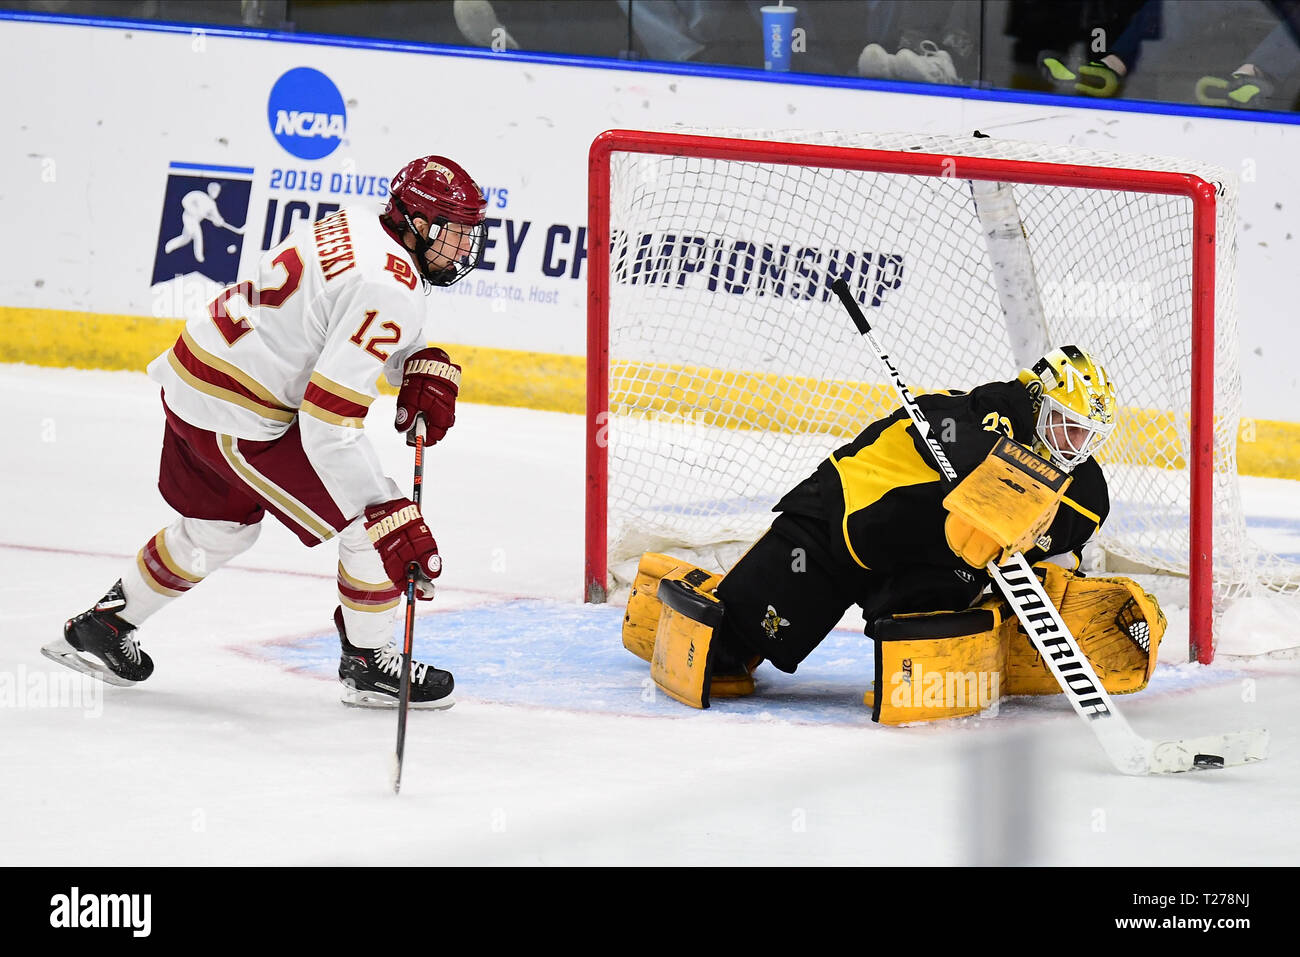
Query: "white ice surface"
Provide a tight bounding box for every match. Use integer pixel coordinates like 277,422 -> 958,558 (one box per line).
1,364 -> 1297,866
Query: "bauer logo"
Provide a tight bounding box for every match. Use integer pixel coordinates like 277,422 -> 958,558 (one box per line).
267,67 -> 347,160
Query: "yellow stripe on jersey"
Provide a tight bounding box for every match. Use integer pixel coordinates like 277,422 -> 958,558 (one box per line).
301,372 -> 373,428
299,400 -> 362,428
829,454 -> 872,571
180,329 -> 295,414
1061,494 -> 1101,526
219,435 -> 337,541
831,418 -> 942,569
166,350 -> 297,424
308,372 -> 375,410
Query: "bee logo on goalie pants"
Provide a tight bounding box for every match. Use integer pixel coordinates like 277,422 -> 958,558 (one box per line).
761,606 -> 790,641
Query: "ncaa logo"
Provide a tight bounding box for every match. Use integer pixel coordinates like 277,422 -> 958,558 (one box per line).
267,67 -> 346,160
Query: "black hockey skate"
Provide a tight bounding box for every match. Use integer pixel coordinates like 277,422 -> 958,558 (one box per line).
43,580 -> 154,686
335,607 -> 454,710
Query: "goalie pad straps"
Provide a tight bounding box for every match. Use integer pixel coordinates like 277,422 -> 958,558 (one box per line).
943,437 -> 1071,567
650,574 -> 726,709
622,552 -> 721,661
626,553 -> 758,704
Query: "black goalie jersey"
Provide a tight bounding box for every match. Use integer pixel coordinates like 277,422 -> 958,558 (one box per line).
776,379 -> 1110,576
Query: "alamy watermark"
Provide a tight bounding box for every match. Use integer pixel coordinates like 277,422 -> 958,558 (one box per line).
1040,279 -> 1156,329
49,887 -> 151,937
889,661 -> 1000,713
0,665 -> 102,717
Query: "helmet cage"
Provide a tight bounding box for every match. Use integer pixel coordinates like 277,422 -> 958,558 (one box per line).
392,194 -> 485,288
1035,393 -> 1114,470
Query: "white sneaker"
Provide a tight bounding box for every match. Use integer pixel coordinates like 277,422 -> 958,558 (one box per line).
893,40 -> 959,84
857,43 -> 894,79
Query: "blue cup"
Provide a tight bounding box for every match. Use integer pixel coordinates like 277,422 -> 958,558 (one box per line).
761,4 -> 797,72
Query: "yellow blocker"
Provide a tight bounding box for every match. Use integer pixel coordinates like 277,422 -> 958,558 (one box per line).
866,565 -> 1166,725
943,437 -> 1072,567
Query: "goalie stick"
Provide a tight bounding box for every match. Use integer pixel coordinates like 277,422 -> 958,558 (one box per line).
830,278 -> 1268,775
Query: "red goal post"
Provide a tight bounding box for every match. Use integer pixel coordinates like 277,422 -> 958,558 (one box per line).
586,129 -> 1219,662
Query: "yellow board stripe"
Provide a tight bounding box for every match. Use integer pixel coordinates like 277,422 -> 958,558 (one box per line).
610,359 -> 899,438
219,434 -> 336,542
3,306 -> 1300,478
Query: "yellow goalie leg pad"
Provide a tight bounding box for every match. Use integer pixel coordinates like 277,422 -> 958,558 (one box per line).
1005,563 -> 1166,695
864,602 -> 1009,725
943,437 -> 1072,567
650,571 -> 727,709
622,553 -> 721,662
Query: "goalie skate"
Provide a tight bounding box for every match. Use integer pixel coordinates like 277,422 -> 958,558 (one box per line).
335,607 -> 454,710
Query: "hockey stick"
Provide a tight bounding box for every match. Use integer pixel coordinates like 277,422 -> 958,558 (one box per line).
392,420 -> 428,795
830,278 -> 1268,774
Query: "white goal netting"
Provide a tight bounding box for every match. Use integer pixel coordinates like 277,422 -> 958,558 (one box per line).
594,130 -> 1300,653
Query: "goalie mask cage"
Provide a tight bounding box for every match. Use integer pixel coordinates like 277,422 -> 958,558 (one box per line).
586,128 -> 1297,664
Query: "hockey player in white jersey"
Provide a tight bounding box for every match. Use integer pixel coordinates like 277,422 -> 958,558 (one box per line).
45,155 -> 488,709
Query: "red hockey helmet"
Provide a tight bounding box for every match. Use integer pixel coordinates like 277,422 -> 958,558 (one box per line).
383,156 -> 488,287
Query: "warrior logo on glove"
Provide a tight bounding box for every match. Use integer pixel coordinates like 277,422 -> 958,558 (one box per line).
395,347 -> 461,447
363,498 -> 441,599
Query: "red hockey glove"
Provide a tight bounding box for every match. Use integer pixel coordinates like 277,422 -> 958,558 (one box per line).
363,498 -> 440,599
395,347 -> 461,447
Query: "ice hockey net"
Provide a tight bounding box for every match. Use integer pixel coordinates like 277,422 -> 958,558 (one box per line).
586,128 -> 1300,664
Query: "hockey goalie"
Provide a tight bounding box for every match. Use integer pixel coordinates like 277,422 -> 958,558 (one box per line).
622,346 -> 1167,723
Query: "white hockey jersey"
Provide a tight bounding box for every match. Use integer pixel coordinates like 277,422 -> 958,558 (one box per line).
149,207 -> 432,523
